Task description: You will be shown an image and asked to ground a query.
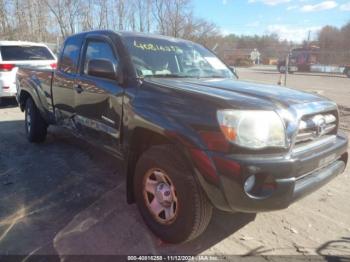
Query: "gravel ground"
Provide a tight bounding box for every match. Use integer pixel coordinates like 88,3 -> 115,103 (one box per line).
0,67 -> 349,260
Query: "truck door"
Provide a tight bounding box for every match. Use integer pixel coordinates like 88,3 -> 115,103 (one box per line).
74,36 -> 123,155
54,36 -> 83,119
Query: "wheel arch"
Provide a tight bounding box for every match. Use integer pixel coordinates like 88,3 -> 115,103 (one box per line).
18,89 -> 31,111
17,81 -> 52,124
126,127 -> 195,204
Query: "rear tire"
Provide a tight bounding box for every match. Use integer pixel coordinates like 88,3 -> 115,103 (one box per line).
25,97 -> 47,143
346,69 -> 350,78
134,145 -> 213,243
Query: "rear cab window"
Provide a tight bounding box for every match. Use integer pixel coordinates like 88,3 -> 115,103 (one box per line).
0,46 -> 54,61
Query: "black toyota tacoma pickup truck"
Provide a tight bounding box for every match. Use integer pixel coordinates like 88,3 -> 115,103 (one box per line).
16,30 -> 348,243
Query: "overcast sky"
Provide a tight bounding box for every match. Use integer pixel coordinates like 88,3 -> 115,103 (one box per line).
192,0 -> 350,42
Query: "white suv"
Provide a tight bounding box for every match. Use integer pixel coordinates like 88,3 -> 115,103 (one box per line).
0,41 -> 57,99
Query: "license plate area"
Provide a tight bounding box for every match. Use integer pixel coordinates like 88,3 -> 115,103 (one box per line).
318,153 -> 337,168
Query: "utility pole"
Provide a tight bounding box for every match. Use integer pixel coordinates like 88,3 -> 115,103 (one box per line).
284,51 -> 289,86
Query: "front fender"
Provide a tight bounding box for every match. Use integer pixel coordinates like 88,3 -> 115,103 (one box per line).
124,106 -> 230,210
125,105 -> 207,151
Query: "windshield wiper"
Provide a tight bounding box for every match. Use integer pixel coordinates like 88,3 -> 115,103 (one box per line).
146,74 -> 193,78
200,75 -> 227,78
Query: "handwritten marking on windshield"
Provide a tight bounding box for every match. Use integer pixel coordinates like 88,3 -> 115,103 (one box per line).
133,41 -> 181,53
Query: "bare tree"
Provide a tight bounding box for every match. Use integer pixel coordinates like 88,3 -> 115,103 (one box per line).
95,0 -> 109,29
44,0 -> 82,38
340,22 -> 350,50
80,0 -> 94,31
152,0 -> 194,37
0,0 -> 10,37
184,19 -> 220,47
317,23 -> 350,64
153,0 -> 167,34
133,0 -> 152,32
116,0 -> 126,30
29,0 -> 50,41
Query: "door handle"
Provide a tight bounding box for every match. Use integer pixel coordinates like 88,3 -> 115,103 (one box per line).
73,84 -> 84,94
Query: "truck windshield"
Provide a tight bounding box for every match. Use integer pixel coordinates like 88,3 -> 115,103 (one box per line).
123,36 -> 234,79
0,46 -> 54,61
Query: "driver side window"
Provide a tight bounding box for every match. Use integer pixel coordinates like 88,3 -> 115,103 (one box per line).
83,40 -> 118,75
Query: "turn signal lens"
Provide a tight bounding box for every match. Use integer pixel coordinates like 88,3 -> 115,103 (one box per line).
199,131 -> 230,152
220,125 -> 237,141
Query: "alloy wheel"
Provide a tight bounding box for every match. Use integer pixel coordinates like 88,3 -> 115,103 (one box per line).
142,168 -> 178,225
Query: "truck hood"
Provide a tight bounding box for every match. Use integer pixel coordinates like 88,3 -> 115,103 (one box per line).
145,78 -> 326,109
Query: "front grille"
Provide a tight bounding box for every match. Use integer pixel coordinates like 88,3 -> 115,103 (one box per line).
295,111 -> 338,146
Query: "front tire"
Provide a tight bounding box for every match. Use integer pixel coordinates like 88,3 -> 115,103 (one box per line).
134,145 -> 213,243
278,65 -> 285,73
25,98 -> 47,143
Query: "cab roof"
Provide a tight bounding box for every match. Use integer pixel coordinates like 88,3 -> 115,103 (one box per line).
68,30 -> 193,44
117,31 -> 190,42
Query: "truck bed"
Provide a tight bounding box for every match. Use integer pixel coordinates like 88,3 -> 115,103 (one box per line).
16,67 -> 55,123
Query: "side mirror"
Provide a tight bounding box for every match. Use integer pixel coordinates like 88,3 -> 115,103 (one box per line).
87,59 -> 117,80
229,66 -> 239,79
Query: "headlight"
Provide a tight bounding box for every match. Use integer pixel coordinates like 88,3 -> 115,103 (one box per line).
217,110 -> 286,149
